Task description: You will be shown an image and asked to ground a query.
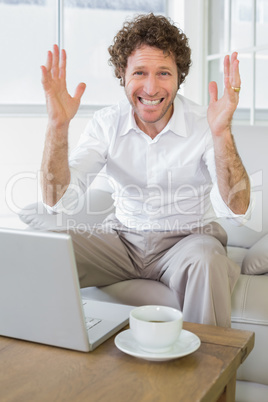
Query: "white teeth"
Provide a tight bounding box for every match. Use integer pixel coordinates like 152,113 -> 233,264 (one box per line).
140,98 -> 162,105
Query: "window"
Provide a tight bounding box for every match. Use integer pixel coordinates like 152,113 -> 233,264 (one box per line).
0,0 -> 166,115
206,0 -> 268,125
0,0 -> 57,110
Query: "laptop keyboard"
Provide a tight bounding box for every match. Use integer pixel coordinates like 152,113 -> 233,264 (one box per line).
82,300 -> 102,331
84,316 -> 102,330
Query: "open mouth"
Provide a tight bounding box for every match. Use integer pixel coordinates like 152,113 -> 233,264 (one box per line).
138,97 -> 164,106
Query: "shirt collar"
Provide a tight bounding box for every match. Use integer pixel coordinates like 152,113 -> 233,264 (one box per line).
118,100 -> 137,136
118,94 -> 188,138
167,95 -> 188,137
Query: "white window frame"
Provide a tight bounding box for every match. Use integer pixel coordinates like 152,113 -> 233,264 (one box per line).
1,0 -> 205,117
204,0 -> 268,126
0,0 -> 171,117
178,0 -> 205,105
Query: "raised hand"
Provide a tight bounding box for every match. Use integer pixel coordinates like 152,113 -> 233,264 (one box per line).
207,52 -> 241,137
41,44 -> 86,129
207,52 -> 250,215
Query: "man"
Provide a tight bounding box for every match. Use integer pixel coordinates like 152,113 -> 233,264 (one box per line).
40,14 -> 251,327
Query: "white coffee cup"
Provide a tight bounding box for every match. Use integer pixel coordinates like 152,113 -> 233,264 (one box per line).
129,305 -> 183,353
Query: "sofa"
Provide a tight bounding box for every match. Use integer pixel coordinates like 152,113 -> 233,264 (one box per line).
19,126 -> 268,402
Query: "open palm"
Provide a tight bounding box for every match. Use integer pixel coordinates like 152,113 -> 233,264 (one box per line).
207,53 -> 241,137
41,44 -> 86,128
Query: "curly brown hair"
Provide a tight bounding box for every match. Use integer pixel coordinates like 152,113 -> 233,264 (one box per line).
108,13 -> 191,88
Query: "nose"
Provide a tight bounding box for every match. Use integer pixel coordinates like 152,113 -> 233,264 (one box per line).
143,74 -> 159,96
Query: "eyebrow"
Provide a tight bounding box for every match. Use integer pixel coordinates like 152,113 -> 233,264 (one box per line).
132,65 -> 173,71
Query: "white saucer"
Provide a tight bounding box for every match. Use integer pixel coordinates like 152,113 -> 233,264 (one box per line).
114,329 -> 201,362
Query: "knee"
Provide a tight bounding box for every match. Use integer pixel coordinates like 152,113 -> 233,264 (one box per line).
184,235 -> 229,278
161,234 -> 229,288
191,234 -> 226,260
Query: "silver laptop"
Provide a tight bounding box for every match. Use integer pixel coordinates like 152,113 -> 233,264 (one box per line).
0,228 -> 133,352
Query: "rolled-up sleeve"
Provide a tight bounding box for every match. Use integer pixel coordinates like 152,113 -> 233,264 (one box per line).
43,167 -> 90,214
210,180 -> 254,226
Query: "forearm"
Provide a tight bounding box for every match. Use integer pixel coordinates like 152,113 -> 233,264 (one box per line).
41,123 -> 71,207
213,130 -> 250,214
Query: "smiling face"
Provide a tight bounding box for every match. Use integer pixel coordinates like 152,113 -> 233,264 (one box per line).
124,45 -> 179,138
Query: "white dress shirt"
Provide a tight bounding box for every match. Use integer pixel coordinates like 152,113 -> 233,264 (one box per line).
45,94 -> 251,231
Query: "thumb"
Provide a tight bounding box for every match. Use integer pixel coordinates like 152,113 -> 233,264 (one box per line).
74,82 -> 86,101
208,81 -> 218,104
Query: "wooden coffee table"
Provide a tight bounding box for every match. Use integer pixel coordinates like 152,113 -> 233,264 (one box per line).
0,322 -> 254,402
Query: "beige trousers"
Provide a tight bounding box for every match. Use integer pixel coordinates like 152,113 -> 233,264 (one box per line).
67,214 -> 240,327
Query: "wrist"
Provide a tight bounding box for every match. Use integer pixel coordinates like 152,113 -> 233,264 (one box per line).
212,128 -> 233,151
46,121 -> 69,139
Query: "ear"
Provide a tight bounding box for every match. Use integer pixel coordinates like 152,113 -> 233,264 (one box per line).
119,68 -> 125,87
177,71 -> 182,90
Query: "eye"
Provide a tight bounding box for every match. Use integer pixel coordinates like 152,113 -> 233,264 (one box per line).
134,71 -> 143,76
160,72 -> 170,76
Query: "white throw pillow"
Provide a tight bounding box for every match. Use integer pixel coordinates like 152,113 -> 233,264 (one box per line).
242,234 -> 268,274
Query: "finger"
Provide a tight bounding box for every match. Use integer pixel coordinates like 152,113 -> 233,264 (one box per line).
224,54 -> 231,89
231,51 -> 238,65
40,64 -> 52,93
45,50 -> 52,73
224,54 -> 230,79
51,44 -> 60,79
73,82 -> 86,102
231,54 -> 241,88
208,81 -> 218,103
59,48 -> 66,80
40,65 -> 48,87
